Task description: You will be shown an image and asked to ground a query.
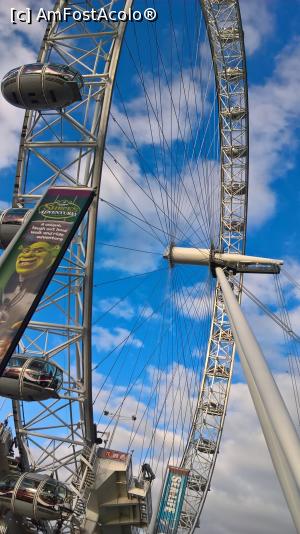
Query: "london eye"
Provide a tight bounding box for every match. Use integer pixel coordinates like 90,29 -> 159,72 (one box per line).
0,1 -> 299,533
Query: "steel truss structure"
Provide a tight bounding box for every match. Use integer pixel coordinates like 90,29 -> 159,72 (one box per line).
0,0 -> 249,532
7,1 -> 133,531
176,0 -> 249,530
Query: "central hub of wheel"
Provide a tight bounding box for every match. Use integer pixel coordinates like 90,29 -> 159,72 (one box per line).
163,245 -> 283,274
163,245 -> 210,266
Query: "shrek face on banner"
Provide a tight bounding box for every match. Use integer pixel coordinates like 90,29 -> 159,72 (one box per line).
16,241 -> 60,279
0,241 -> 60,340
0,186 -> 95,374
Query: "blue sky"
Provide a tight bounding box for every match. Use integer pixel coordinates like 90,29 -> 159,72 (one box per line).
0,1 -> 299,533
244,1 -> 300,256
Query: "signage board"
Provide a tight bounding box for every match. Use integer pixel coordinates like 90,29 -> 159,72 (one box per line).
98,448 -> 130,463
0,186 -> 94,375
155,465 -> 189,533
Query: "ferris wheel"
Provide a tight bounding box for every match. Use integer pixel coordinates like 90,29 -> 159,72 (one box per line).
0,0 -> 299,533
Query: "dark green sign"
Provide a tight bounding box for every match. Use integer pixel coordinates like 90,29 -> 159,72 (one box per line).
38,199 -> 81,220
0,186 -> 95,376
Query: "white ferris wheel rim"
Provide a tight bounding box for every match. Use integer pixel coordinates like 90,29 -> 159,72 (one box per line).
2,0 -> 249,532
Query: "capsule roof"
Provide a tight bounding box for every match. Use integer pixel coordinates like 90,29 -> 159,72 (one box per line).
1,63 -> 83,110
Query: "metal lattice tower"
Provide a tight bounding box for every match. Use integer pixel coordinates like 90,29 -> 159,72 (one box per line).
178,0 -> 249,530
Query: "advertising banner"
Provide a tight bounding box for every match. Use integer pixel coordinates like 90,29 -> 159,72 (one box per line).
0,186 -> 95,376
98,448 -> 130,463
155,465 -> 189,533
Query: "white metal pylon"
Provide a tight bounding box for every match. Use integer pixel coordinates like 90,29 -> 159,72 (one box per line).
216,266 -> 300,533
166,247 -> 300,532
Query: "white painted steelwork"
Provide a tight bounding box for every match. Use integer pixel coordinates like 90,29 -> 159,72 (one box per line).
1,0 -> 250,532
4,1 -> 133,532
216,267 -> 300,532
176,0 -> 249,531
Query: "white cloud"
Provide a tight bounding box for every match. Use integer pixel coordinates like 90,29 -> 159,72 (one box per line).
97,144 -> 167,273
92,361 -> 199,491
200,377 -> 297,534
240,0 -> 275,55
138,305 -> 161,320
91,361 -> 298,533
0,2 -> 52,44
0,1 -> 52,171
248,38 -> 300,226
92,325 -> 143,351
233,268 -> 300,376
97,297 -> 135,320
0,200 -> 10,210
282,258 -> 300,303
108,65 -> 212,147
0,6 -> 298,531
98,141 -> 219,275
173,279 -> 214,319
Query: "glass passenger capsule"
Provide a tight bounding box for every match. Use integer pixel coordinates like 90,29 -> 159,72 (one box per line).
196,438 -> 217,454
0,473 -> 73,520
0,356 -> 63,401
221,106 -> 246,121
212,0 -> 234,4
200,401 -> 224,416
224,181 -> 247,195
0,421 -> 14,460
223,145 -> 247,158
207,363 -> 230,379
223,219 -> 245,232
219,27 -> 240,43
223,67 -> 244,82
1,63 -> 83,110
0,208 -> 31,249
187,474 -> 207,493
179,512 -> 190,528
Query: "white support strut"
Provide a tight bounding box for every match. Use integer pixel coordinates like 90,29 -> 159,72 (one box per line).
216,266 -> 300,533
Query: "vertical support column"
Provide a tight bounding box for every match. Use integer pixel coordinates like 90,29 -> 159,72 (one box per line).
82,0 -> 134,444
216,267 -> 300,533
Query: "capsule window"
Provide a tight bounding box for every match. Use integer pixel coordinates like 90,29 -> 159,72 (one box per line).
44,363 -> 54,376
0,476 -> 16,489
55,483 -> 67,502
25,360 -> 54,386
29,360 -> 47,371
23,64 -> 43,74
3,68 -> 19,80
0,475 -> 18,493
17,477 -> 40,503
39,479 -> 61,505
45,65 -> 61,76
9,357 -> 26,368
50,90 -> 57,102
19,477 -> 39,492
63,74 -> 75,81
60,64 -> 77,76
4,77 -> 17,85
53,64 -> 83,85
12,92 -> 19,105
54,368 -> 63,389
75,74 -> 84,88
2,209 -> 28,225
